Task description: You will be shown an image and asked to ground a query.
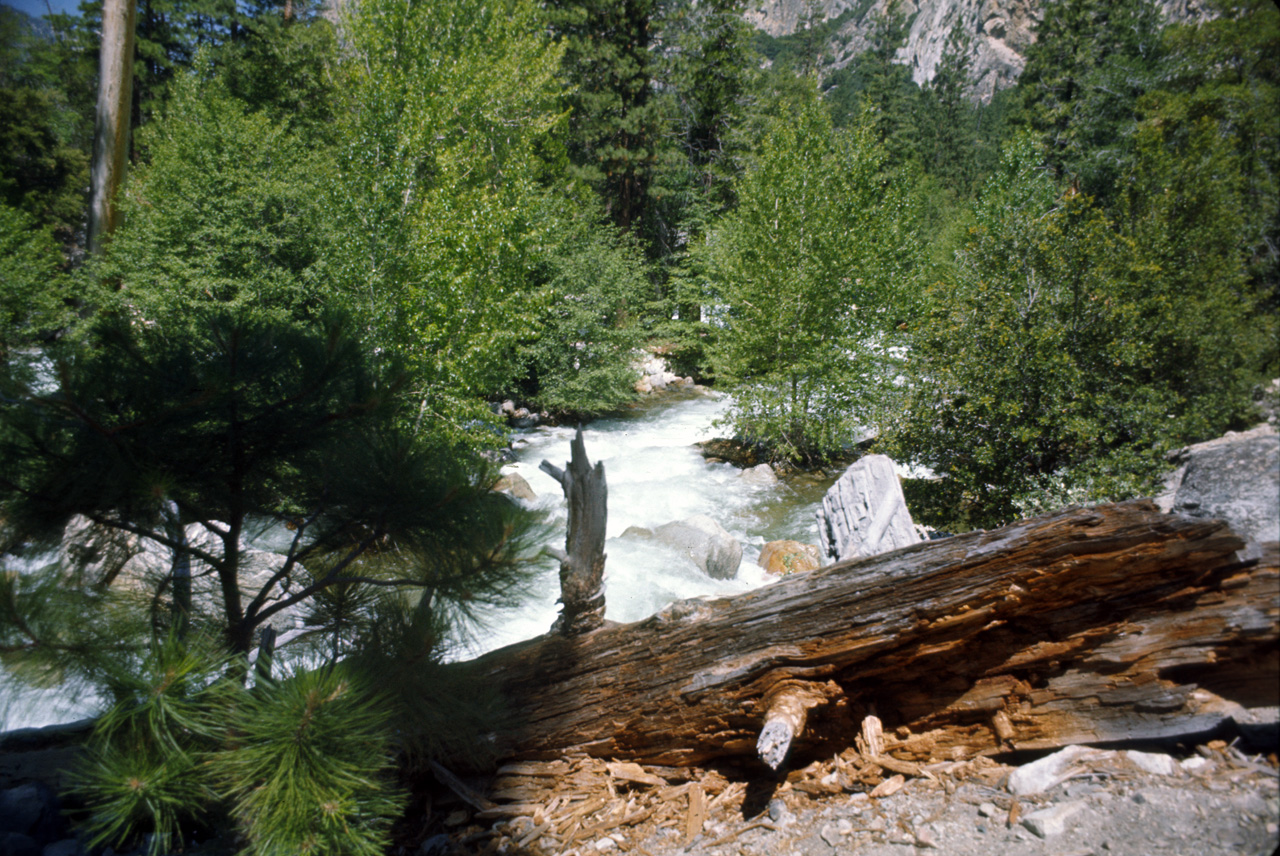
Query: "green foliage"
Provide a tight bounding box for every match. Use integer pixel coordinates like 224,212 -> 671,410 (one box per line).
98,60 -> 329,323
514,207 -> 648,417
1017,0 -> 1166,197
0,203 -> 67,353
212,666 -> 402,856
542,0 -> 665,233
705,81 -> 921,463
216,1 -> 339,141
0,7 -> 91,244
890,135 -> 1267,526
330,0 -> 567,438
73,634 -> 232,855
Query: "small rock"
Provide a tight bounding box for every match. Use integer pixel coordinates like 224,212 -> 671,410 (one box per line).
767,798 -> 787,822
914,826 -> 939,849
593,837 -> 617,852
819,824 -> 843,848
1022,801 -> 1087,839
836,818 -> 853,835
419,834 -> 451,856
1180,756 -> 1210,773
868,817 -> 886,832
0,833 -> 39,856
978,802 -> 999,818
43,842 -> 85,856
1124,750 -> 1178,776
0,784 -> 50,836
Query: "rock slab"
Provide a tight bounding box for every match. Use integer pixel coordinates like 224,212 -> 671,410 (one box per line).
1160,425 -> 1279,558
816,454 -> 921,564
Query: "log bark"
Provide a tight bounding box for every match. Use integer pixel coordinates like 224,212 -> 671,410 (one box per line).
454,501 -> 1277,769
539,428 -> 607,635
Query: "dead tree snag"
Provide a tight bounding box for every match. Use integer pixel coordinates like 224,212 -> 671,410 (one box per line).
539,428 -> 608,635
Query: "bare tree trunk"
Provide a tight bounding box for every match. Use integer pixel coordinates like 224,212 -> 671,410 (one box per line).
539,428 -> 608,636
88,0 -> 136,256
449,501 -> 1276,771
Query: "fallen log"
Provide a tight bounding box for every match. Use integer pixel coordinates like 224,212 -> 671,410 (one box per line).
454,500 -> 1277,770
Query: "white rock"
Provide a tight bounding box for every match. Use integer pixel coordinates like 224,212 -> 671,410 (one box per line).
978,802 -> 999,817
1180,756 -> 1210,772
1007,745 -> 1114,796
593,836 -> 618,852
1124,750 -> 1178,776
1021,801 -> 1087,838
741,463 -> 778,486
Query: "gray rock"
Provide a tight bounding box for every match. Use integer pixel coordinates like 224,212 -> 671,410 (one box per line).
819,823 -> 843,848
1124,750 -> 1178,776
1021,801 -> 1087,838
816,455 -> 921,564
0,833 -> 39,856
1160,425 -> 1279,557
740,463 -> 778,486
0,785 -> 49,836
648,515 -> 742,580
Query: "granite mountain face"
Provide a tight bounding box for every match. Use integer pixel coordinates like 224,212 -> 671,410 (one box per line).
744,0 -> 1214,101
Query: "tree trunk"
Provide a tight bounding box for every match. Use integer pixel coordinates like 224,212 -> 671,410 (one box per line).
452,501 -> 1276,771
539,428 -> 608,635
88,0 -> 136,255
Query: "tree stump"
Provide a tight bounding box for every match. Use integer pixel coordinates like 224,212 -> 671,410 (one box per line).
540,428 -> 607,635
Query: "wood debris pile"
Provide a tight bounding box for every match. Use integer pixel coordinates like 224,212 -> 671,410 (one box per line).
409,738 -> 1279,855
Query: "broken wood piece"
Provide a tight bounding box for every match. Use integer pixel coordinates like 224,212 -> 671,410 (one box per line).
684,783 -> 706,845
428,760 -> 495,813
757,682 -> 837,770
870,774 -> 905,798
606,761 -> 667,787
861,715 -> 885,758
992,710 -> 1016,745
539,427 -> 608,635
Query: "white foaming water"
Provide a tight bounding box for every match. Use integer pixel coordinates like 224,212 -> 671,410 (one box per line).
2,393 -> 834,728
453,392 -> 830,658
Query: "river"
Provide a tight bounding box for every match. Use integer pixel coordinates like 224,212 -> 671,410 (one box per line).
457,391 -> 837,658
1,392 -> 837,730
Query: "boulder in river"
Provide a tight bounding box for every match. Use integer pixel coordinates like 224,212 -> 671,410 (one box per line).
758,540 -> 821,576
817,454 -> 921,564
495,473 -> 537,502
624,515 -> 743,580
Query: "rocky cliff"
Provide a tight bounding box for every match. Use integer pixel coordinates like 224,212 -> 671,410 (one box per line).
745,0 -> 1213,101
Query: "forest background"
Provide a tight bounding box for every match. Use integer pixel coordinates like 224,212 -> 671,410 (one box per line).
0,0 -> 1276,853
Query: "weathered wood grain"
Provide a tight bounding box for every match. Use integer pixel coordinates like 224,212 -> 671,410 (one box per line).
454,501 -> 1275,769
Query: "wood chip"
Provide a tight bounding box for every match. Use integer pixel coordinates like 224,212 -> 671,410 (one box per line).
684,783 -> 706,845
607,761 -> 668,787
873,754 -> 923,778
869,774 -> 905,798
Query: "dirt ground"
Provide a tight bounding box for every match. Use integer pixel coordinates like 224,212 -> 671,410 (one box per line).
409,739 -> 1280,856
